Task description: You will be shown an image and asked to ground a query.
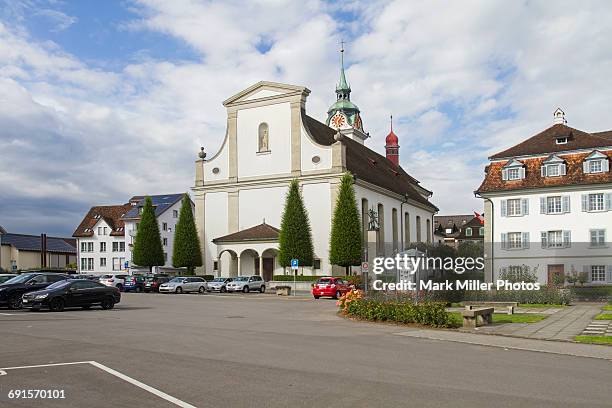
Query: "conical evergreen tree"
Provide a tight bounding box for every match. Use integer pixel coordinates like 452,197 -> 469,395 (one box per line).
278,179 -> 314,267
132,196 -> 164,272
329,172 -> 362,275
172,193 -> 202,275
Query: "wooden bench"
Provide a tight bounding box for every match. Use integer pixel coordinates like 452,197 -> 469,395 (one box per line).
274,286 -> 291,296
464,301 -> 518,315
461,307 -> 494,328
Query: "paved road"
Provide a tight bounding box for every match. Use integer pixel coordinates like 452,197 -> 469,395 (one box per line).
0,293 -> 610,407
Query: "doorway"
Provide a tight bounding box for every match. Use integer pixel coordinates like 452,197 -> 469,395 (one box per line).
547,264 -> 564,285
262,258 -> 274,282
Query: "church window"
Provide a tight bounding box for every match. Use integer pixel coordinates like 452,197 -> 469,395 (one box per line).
212,167 -> 220,175
312,156 -> 321,164
258,123 -> 270,152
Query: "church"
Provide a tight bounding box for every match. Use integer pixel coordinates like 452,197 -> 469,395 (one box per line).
193,51 -> 438,279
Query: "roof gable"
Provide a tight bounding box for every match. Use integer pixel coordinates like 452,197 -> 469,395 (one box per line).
223,81 -> 310,107
213,223 -> 280,243
585,150 -> 608,160
503,158 -> 524,168
1,233 -> 76,253
73,203 -> 133,237
122,194 -> 185,220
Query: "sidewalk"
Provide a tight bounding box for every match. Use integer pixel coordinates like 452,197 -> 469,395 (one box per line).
394,328 -> 612,360
466,303 -> 604,341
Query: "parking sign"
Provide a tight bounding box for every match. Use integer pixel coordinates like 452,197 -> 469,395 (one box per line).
291,259 -> 299,270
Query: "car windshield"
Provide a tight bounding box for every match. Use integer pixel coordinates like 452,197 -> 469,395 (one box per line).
46,280 -> 72,290
100,275 -> 112,279
234,277 -> 248,282
211,278 -> 226,282
170,278 -> 186,283
317,278 -> 333,284
0,275 -> 16,283
2,273 -> 36,285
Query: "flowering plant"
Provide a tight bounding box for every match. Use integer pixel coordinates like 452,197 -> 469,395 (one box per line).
337,288 -> 363,313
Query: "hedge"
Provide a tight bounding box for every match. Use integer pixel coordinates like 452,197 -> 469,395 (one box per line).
459,286 -> 572,305
570,286 -> 612,301
272,275 -> 319,282
344,298 -> 454,328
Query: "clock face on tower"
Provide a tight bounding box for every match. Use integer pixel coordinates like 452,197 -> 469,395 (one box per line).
330,112 -> 347,129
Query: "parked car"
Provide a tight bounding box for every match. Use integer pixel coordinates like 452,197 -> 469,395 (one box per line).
0,273 -> 70,309
226,276 -> 265,293
22,279 -> 121,312
159,277 -> 207,294
99,274 -> 128,291
144,276 -> 170,293
207,277 -> 233,293
0,274 -> 17,284
312,277 -> 351,299
124,275 -> 146,292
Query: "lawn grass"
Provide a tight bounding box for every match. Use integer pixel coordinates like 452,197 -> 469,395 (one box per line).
448,312 -> 547,326
518,303 -> 565,308
594,313 -> 612,320
602,305 -> 612,311
574,335 -> 612,345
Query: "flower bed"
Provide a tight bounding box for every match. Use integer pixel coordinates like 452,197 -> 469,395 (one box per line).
338,290 -> 455,328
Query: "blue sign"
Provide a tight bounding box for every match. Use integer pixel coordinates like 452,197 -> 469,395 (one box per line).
124,261 -> 129,269
290,259 -> 299,270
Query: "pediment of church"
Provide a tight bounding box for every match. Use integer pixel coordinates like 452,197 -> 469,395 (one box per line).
223,81 -> 310,107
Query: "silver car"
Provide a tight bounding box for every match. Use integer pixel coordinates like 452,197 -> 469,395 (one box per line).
159,277 -> 208,294
207,277 -> 233,293
226,276 -> 265,293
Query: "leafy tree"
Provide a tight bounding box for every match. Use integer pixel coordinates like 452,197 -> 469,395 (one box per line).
457,240 -> 484,260
132,196 -> 164,272
172,193 -> 202,275
278,179 -> 314,268
329,173 -> 362,275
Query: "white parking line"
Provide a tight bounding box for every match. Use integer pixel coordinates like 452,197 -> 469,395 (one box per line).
0,361 -> 197,408
0,313 -> 16,316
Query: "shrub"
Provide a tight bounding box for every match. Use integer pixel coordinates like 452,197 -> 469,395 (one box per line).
339,292 -> 453,328
460,285 -> 572,305
498,265 -> 538,283
272,275 -> 319,282
571,286 -> 612,301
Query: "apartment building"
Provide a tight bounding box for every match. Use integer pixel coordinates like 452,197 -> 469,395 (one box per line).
476,109 -> 612,284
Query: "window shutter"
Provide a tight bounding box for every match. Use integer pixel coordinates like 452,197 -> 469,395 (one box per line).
583,161 -> 590,174
501,200 -> 507,217
522,232 -> 530,249
540,197 -> 546,214
521,198 -> 528,215
501,233 -> 507,249
562,196 -> 570,213
541,165 -> 547,177
583,265 -> 591,282
560,163 -> 567,175
563,230 -> 571,248
502,169 -> 508,181
607,265 -> 612,282
603,159 -> 610,173
541,232 -> 548,248
581,194 -> 588,212
519,167 -> 525,179
605,193 -> 612,211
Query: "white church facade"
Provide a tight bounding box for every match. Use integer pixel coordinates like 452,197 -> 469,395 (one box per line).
193,57 -> 438,279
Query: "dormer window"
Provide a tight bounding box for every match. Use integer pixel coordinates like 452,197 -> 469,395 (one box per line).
541,154 -> 566,177
583,150 -> 610,174
555,137 -> 567,144
501,159 -> 525,181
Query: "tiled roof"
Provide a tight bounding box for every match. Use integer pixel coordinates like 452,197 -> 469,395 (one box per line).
122,194 -> 184,220
1,233 -> 76,254
213,223 -> 280,243
490,124 -> 612,159
302,114 -> 437,211
477,150 -> 612,193
434,214 -> 474,229
455,217 -> 485,240
72,204 -> 133,237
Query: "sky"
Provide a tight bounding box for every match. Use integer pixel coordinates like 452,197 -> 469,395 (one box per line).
1,0 -> 612,237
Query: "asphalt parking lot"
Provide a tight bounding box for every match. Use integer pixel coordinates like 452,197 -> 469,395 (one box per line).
1,292 -> 610,408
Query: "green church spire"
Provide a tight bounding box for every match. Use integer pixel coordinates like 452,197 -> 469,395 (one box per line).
336,41 -> 350,94
326,41 -> 364,131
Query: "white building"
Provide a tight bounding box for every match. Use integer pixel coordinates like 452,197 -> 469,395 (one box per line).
193,53 -> 438,280
73,194 -> 192,275
73,203 -> 132,275
477,109 -> 612,285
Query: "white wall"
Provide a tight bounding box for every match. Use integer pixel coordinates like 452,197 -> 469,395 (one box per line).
300,123 -> 332,172
302,181 -> 332,272
237,103 -> 292,178
77,219 -> 127,275
203,137 -> 229,182
238,186 -> 286,230
204,192 -> 229,273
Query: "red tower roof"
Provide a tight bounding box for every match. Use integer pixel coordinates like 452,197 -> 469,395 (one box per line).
385,130 -> 398,146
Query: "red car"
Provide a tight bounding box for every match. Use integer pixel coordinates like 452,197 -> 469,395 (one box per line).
312,277 -> 351,299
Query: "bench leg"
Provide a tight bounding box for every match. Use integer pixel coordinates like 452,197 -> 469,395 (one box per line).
463,317 -> 476,328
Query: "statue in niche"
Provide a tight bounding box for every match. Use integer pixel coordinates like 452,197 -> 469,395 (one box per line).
368,208 -> 379,231
258,123 -> 269,152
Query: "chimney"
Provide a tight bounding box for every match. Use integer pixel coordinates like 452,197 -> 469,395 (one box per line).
553,108 -> 566,125
385,115 -> 399,166
40,233 -> 47,268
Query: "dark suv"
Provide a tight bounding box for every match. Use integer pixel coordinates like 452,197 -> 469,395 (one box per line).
0,273 -> 70,309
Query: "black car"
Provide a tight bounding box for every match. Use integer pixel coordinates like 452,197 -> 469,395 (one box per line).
22,279 -> 121,312
144,276 -> 170,293
0,273 -> 70,309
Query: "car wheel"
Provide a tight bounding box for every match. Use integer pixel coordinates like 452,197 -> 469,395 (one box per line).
221,287 -> 227,293
175,287 -> 183,294
334,291 -> 342,299
101,297 -> 115,310
8,294 -> 23,310
314,295 -> 320,299
116,283 -> 123,292
198,286 -> 205,294
259,285 -> 265,293
49,297 -> 65,312
243,286 -> 249,293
